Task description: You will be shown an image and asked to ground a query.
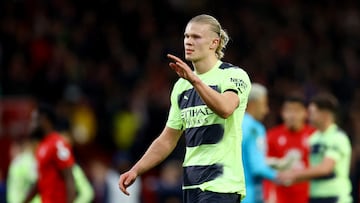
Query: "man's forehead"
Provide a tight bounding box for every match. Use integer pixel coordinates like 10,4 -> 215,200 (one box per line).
185,22 -> 211,33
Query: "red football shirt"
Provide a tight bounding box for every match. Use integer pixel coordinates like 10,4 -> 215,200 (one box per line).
36,132 -> 75,203
264,124 -> 315,203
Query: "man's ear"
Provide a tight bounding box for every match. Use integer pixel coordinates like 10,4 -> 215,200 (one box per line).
210,38 -> 220,49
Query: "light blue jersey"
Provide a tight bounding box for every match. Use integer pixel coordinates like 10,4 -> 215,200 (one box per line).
242,113 -> 277,203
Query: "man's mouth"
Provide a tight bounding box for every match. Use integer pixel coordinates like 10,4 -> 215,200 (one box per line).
185,49 -> 194,54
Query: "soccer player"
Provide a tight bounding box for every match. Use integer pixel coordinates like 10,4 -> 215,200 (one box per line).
119,14 -> 251,203
23,104 -> 76,203
279,93 -> 353,203
7,140 -> 40,203
264,93 -> 315,203
8,110 -> 94,203
241,83 -> 280,203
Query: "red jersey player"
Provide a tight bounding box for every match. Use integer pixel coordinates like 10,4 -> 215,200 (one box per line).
24,103 -> 76,203
264,94 -> 315,203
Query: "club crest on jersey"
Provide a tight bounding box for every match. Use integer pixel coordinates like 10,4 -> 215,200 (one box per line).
56,141 -> 70,161
230,78 -> 247,93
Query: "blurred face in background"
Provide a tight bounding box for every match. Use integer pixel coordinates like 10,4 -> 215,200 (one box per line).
29,109 -> 45,140
251,94 -> 269,121
184,22 -> 219,62
281,101 -> 308,131
308,103 -> 323,129
29,109 -> 39,133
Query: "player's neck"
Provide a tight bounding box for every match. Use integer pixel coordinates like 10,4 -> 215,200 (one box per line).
318,120 -> 333,133
192,56 -> 219,74
43,126 -> 54,136
288,123 -> 305,132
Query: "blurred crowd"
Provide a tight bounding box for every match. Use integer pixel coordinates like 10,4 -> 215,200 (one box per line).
1,0 -> 360,202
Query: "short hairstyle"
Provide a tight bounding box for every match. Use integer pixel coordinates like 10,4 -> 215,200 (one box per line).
189,14 -> 229,59
248,83 -> 267,101
310,92 -> 339,114
283,92 -> 306,106
38,103 -> 57,126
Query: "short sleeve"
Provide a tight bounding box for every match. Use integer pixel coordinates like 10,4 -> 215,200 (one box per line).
325,133 -> 350,162
54,138 -> 75,169
166,83 -> 183,130
73,164 -> 94,203
221,68 -> 251,98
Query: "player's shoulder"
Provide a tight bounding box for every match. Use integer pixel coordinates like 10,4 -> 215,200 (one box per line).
48,131 -> 64,140
172,78 -> 192,94
303,124 -> 316,134
331,127 -> 350,143
219,62 -> 250,84
46,132 -> 68,146
244,116 -> 265,135
267,125 -> 285,136
219,61 -> 246,70
219,62 -> 238,69
219,62 -> 247,73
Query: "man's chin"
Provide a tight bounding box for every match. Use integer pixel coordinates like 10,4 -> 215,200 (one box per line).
185,56 -> 200,62
184,55 -> 192,61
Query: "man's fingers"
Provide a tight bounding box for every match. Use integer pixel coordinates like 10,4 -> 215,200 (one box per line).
167,54 -> 179,61
169,62 -> 177,69
168,54 -> 192,80
167,54 -> 185,65
118,176 -> 130,196
124,178 -> 132,186
121,187 -> 130,196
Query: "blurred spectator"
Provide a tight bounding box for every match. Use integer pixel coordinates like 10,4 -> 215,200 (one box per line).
88,152 -> 142,203
241,83 -> 280,203
264,93 -> 316,203
279,93 -> 353,203
0,170 -> 6,203
154,159 -> 183,203
7,138 -> 94,203
105,152 -> 141,203
112,104 -> 141,151
71,164 -> 95,203
71,100 -> 97,146
88,159 -> 108,203
56,108 -> 95,203
23,103 -> 76,203
349,89 -> 360,203
6,139 -> 40,203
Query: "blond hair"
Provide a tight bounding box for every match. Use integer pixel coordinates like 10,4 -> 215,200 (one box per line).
189,14 -> 230,59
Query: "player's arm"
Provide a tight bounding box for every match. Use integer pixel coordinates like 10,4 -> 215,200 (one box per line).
246,135 -> 277,180
61,166 -> 76,203
279,136 -> 345,185
23,182 -> 38,203
73,164 -> 94,203
279,157 -> 335,185
167,54 -> 239,118
191,80 -> 239,119
7,166 -> 24,202
119,126 -> 182,195
295,157 -> 334,182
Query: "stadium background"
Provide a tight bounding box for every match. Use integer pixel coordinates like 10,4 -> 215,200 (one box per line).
0,0 -> 359,202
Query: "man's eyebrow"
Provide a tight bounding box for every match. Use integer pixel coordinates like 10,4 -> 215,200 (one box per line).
184,32 -> 202,37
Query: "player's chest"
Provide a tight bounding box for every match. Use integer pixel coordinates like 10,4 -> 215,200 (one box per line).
36,143 -> 54,164
274,133 -> 309,151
